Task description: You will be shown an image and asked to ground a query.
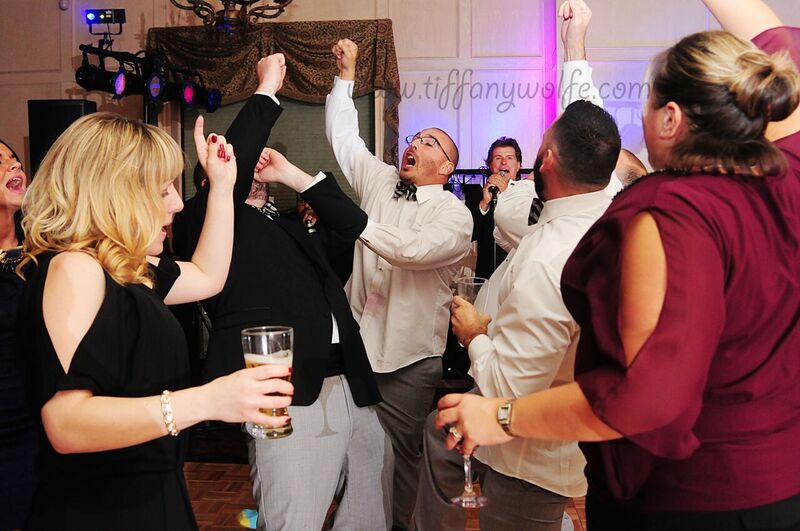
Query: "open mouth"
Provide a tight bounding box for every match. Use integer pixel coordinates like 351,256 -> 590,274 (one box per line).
5,176 -> 24,194
402,152 -> 417,171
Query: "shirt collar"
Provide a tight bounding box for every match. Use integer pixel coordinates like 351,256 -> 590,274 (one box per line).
537,189 -> 610,226
413,183 -> 444,204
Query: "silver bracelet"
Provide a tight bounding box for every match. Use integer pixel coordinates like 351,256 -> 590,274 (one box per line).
160,390 -> 180,437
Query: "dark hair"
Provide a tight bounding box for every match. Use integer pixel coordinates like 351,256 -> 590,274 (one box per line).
485,136 -> 522,167
550,100 -> 621,187
650,31 -> 800,176
0,139 -> 25,244
0,139 -> 22,169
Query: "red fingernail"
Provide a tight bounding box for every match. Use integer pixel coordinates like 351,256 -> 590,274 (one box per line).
211,134 -> 218,143
284,417 -> 292,425
288,367 -> 293,374
226,155 -> 231,162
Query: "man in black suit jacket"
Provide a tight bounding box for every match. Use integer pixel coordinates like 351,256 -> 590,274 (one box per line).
472,137 -> 525,279
172,54 -> 390,531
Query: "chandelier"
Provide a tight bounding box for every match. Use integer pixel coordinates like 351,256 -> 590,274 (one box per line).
169,0 -> 295,31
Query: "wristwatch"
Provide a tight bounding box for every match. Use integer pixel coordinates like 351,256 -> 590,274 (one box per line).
497,400 -> 515,436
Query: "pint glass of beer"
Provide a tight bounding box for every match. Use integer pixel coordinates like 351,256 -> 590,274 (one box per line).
241,326 -> 294,439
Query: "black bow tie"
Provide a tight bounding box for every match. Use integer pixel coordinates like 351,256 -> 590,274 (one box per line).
393,180 -> 417,201
252,201 -> 280,220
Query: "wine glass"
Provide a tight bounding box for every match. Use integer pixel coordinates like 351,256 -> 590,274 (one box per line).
448,427 -> 488,508
450,276 -> 490,508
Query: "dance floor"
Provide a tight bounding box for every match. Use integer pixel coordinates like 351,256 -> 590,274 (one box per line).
185,461 -> 587,530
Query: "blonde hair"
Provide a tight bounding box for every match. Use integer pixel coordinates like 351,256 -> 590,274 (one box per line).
20,112 -> 183,285
649,31 -> 800,175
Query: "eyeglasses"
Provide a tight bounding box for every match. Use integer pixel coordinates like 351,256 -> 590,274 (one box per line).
405,133 -> 452,162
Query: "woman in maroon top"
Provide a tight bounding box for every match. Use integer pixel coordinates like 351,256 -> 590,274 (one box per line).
436,1 -> 800,529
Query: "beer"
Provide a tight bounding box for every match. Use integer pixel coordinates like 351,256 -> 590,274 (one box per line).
241,325 -> 294,440
244,350 -> 293,438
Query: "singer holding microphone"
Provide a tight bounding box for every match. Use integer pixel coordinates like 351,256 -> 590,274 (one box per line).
473,137 -> 523,278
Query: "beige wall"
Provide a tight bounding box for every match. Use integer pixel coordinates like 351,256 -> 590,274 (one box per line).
573,0 -> 800,168
2,0 -> 799,173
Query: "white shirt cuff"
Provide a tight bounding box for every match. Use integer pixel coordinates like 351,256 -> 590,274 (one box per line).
360,218 -> 378,241
299,171 -> 327,193
254,91 -> 281,106
467,334 -> 493,363
332,76 -> 355,98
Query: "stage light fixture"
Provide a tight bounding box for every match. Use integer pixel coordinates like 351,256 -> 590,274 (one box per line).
75,61 -> 115,94
113,67 -> 127,99
147,70 -> 167,103
181,80 -> 197,106
85,8 -> 126,25
204,88 -> 222,113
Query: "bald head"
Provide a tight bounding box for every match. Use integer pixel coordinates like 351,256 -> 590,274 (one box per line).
399,127 -> 460,185
426,127 -> 459,169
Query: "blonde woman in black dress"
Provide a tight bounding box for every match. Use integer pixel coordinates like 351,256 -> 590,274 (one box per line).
18,113 -> 294,530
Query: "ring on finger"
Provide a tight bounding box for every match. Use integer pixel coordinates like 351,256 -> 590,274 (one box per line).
448,426 -> 463,442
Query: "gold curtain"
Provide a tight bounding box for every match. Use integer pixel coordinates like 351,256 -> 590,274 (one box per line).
146,19 -> 401,164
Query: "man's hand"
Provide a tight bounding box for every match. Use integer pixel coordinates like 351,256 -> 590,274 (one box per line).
479,173 -> 511,211
559,0 -> 592,61
332,39 -> 358,81
451,295 -> 491,348
301,208 -> 318,226
254,148 -> 314,192
256,53 -> 287,95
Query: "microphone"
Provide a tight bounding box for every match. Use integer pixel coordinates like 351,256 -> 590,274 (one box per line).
488,169 -> 507,196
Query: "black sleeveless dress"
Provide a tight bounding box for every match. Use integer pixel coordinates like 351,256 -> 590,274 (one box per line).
0,247 -> 37,529
18,253 -> 197,530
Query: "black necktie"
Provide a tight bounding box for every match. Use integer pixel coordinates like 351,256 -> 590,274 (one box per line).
528,198 -> 544,226
393,180 -> 417,201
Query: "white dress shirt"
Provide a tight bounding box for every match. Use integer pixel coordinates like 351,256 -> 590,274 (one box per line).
325,77 -> 473,373
493,60 -> 623,251
471,189 -> 611,498
493,179 -> 539,253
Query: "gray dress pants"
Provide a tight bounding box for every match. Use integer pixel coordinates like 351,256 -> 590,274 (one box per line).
414,408 -> 568,531
374,356 -> 443,531
248,375 -> 393,530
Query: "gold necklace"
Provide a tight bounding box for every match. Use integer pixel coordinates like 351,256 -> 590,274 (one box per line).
0,246 -> 23,273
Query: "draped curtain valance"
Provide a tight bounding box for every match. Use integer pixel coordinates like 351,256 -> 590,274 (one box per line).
146,19 -> 401,164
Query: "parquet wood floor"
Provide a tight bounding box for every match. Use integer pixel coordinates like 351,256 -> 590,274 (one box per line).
185,462 -> 587,531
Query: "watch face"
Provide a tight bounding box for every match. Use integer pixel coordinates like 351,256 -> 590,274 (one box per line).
498,403 -> 511,424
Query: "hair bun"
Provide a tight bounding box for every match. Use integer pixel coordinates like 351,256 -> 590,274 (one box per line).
731,49 -> 800,123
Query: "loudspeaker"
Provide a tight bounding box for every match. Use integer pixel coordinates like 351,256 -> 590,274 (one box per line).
27,99 -> 97,176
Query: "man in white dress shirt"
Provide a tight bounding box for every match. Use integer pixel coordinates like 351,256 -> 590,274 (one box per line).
414,2 -> 622,530
326,39 -> 473,531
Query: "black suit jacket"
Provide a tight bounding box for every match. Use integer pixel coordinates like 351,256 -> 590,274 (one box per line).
172,95 -> 380,407
473,204 -> 508,279
462,183 -> 507,278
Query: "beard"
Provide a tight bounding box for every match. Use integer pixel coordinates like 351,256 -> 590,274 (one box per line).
532,154 -> 546,202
